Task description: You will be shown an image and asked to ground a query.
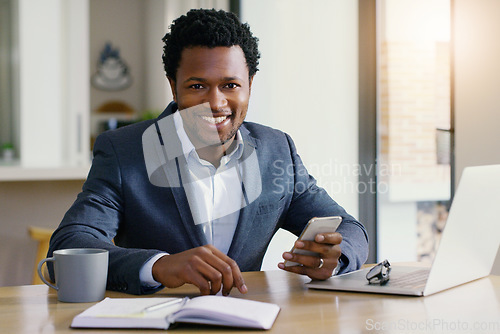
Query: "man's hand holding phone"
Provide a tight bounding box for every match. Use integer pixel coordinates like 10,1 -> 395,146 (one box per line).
278,216 -> 343,280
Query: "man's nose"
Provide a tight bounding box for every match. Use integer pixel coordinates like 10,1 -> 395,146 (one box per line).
206,88 -> 227,111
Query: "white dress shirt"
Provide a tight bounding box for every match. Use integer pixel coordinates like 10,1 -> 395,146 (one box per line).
140,112 -> 245,286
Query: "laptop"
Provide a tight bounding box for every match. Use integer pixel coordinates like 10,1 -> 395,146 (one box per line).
307,165 -> 500,296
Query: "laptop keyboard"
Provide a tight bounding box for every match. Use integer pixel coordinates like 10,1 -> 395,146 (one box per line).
388,269 -> 430,289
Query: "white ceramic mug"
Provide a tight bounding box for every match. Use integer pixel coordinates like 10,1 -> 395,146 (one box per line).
37,248 -> 108,303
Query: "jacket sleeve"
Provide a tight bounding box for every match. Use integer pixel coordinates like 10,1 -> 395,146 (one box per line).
280,133 -> 369,274
48,133 -> 164,295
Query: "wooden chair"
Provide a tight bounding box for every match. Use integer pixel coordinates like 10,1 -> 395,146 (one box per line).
28,226 -> 53,285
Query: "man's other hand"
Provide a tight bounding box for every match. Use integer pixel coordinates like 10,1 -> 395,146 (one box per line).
152,245 -> 248,296
278,232 -> 342,280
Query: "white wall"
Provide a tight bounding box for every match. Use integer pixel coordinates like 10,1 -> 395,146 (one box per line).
18,0 -> 89,166
241,0 -> 359,269
454,0 -> 500,275
454,0 -> 500,179
241,0 -> 359,215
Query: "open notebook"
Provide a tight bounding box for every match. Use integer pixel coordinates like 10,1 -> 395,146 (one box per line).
71,295 -> 280,330
307,165 -> 500,296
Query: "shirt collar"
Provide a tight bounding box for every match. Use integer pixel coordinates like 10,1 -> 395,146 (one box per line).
173,111 -> 244,164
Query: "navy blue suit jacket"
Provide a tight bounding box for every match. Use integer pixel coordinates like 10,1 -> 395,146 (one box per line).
49,102 -> 368,295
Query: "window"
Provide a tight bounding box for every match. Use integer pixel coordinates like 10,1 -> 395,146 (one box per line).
376,0 -> 452,262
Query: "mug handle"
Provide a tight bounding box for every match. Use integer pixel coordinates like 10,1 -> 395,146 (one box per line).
37,257 -> 58,290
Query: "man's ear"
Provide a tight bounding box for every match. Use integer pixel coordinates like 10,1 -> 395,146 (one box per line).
168,77 -> 177,102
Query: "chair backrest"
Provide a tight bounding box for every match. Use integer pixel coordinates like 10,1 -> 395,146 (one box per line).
28,226 -> 53,285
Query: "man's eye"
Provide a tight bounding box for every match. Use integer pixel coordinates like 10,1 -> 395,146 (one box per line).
225,83 -> 239,89
190,84 -> 204,89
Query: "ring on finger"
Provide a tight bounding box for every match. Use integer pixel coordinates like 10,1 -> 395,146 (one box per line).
317,258 -> 324,269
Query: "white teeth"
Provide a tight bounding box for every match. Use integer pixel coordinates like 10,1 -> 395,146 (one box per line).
201,115 -> 228,124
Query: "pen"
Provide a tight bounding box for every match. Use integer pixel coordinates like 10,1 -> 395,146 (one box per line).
143,297 -> 188,313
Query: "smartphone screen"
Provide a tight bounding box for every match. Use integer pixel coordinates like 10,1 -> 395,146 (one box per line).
284,216 -> 342,267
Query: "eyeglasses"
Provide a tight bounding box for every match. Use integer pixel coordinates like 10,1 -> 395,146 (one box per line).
366,259 -> 391,285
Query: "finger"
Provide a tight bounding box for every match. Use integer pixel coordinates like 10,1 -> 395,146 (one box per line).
294,240 -> 342,259
231,265 -> 248,294
278,261 -> 308,275
220,257 -> 247,295
294,240 -> 330,255
202,246 -> 235,295
279,257 -> 336,280
182,254 -> 219,294
221,260 -> 241,296
315,232 -> 343,244
201,246 -> 247,295
196,277 -> 212,295
284,261 -> 334,280
182,262 -> 213,295
202,255 -> 233,295
209,246 -> 247,294
283,251 -> 328,269
190,248 -> 227,295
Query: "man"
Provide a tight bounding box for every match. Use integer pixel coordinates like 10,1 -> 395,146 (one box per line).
49,9 -> 368,296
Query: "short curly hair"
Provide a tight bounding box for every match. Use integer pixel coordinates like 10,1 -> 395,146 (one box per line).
162,9 -> 260,81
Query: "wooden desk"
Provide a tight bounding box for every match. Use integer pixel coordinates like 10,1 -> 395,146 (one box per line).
1,270 -> 499,333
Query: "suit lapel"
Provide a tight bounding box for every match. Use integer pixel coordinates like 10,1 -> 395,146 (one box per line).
153,109 -> 264,254
227,126 -> 262,261
154,110 -> 207,248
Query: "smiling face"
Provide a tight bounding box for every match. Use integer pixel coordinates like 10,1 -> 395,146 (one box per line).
168,46 -> 253,150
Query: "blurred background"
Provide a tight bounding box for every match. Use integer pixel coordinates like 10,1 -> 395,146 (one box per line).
0,0 -> 499,286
